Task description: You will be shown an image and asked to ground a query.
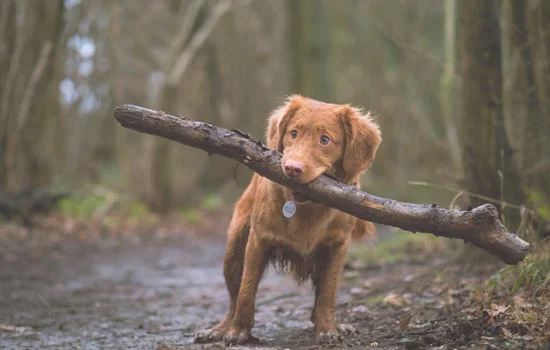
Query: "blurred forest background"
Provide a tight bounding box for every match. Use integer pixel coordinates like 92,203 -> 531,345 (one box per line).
1,1 -> 549,347
0,0 -> 549,236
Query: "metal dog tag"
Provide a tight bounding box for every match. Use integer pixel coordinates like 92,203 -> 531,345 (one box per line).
282,200 -> 297,218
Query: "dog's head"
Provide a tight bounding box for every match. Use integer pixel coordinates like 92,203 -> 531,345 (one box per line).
267,95 -> 381,197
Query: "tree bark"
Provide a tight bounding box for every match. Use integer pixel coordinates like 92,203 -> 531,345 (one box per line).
502,0 -> 549,236
288,0 -> 331,100
0,0 -> 65,190
524,1 -> 550,220
440,0 -> 462,175
457,0 -> 525,229
113,104 -> 529,265
146,0 -> 232,211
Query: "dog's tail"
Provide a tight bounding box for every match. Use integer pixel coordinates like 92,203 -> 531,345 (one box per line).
351,219 -> 376,241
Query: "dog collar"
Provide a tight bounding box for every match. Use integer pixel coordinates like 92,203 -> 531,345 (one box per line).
281,173 -> 358,218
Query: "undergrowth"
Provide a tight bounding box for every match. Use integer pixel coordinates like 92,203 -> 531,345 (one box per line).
58,188 -> 225,226
349,229 -> 446,265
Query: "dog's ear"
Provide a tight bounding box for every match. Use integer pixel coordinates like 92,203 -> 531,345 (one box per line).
340,105 -> 382,176
266,95 -> 302,152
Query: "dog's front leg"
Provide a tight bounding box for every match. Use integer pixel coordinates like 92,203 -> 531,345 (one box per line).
223,229 -> 269,345
313,240 -> 356,344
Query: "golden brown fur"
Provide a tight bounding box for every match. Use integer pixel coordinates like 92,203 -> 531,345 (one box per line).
195,95 -> 382,345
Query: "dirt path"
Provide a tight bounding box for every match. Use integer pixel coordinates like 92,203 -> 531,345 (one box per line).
0,222 -> 525,349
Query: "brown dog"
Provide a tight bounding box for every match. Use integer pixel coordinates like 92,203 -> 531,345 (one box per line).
195,95 -> 382,345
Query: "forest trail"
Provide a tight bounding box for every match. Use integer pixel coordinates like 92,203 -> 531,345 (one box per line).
0,219 -> 530,349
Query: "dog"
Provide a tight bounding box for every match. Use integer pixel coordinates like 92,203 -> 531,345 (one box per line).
195,95 -> 382,345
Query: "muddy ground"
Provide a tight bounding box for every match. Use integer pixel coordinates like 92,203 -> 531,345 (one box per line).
0,215 -> 537,349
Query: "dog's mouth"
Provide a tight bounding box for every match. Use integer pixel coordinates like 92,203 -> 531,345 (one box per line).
290,191 -> 310,204
287,171 -> 336,204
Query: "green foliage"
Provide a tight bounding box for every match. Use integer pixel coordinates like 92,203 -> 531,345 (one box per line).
365,295 -> 385,305
180,208 -> 202,225
526,190 -> 550,220
488,190 -> 550,294
513,260 -> 548,292
59,194 -> 108,219
126,201 -> 148,219
56,188 -> 223,226
179,193 -> 224,224
349,230 -> 445,266
59,192 -> 149,220
347,295 -> 385,307
489,243 -> 550,293
201,194 -> 223,210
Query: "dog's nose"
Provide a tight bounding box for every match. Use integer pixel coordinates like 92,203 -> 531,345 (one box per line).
284,160 -> 303,177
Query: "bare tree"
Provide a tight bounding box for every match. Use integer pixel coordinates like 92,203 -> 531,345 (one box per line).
147,0 -> 233,211
457,0 -> 525,231
502,0 -> 550,235
108,0 -> 289,211
440,0 -> 462,175
0,0 -> 65,190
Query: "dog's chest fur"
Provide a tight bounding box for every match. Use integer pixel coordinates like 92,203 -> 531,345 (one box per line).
253,181 -> 345,254
280,203 -> 338,251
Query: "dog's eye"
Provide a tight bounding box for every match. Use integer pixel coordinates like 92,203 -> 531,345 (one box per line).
320,135 -> 331,145
290,130 -> 298,138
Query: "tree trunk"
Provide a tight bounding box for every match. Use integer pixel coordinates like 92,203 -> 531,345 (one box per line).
440,0 -> 462,175
289,0 -> 331,100
524,1 -> 550,219
113,104 -> 530,265
0,0 -> 65,190
501,0 -> 550,235
457,0 -> 525,230
149,84 -> 179,212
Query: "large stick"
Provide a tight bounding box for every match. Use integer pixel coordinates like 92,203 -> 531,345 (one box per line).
113,105 -> 529,264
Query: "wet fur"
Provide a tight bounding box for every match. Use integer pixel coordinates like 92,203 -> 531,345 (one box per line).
195,95 -> 382,344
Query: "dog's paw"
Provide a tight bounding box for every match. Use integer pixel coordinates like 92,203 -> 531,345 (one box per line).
194,328 -> 225,343
223,328 -> 259,345
337,323 -> 358,335
316,330 -> 342,344
317,324 -> 358,344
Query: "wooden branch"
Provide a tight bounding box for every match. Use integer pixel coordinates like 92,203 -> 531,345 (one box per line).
113,105 -> 530,265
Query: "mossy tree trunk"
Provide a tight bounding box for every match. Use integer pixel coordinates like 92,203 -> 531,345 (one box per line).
457,0 -> 525,231
502,0 -> 550,234
522,1 -> 550,222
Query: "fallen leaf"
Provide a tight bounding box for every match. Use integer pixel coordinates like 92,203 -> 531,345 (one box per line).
399,313 -> 412,331
486,303 -> 511,322
519,310 -> 541,324
384,293 -> 410,307
501,327 -> 513,338
513,295 -> 527,309
361,280 -> 374,289
461,307 -> 479,315
487,303 -> 510,317
471,290 -> 489,303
